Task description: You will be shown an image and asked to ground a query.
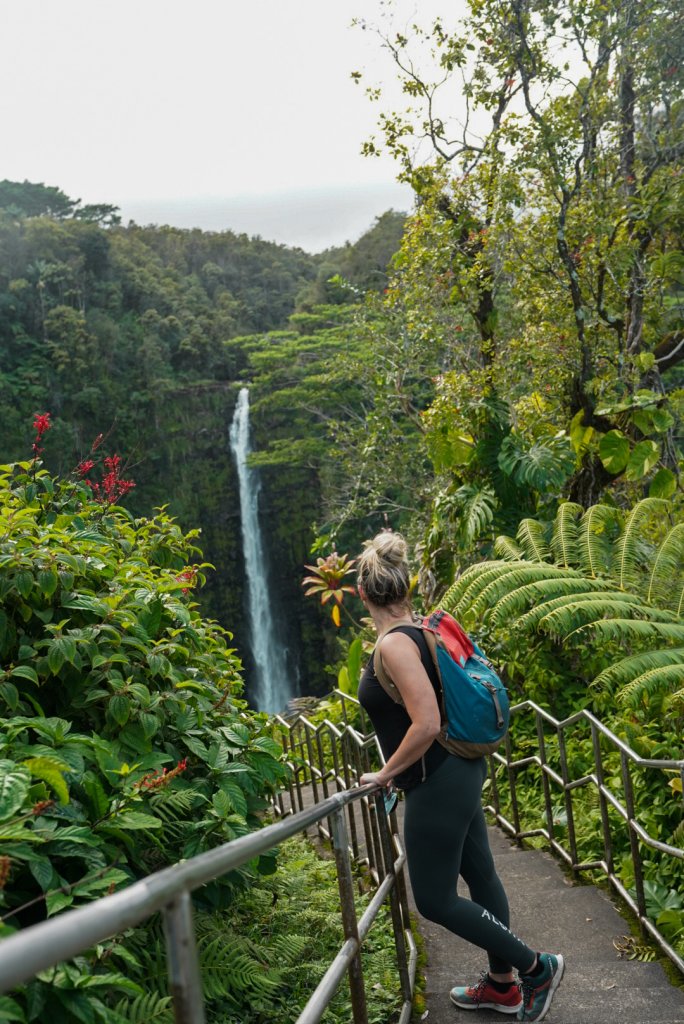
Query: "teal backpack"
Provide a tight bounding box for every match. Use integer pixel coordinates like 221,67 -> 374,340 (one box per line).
373,609 -> 509,759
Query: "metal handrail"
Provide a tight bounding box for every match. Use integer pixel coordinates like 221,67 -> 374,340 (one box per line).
0,717 -> 416,1024
486,699 -> 684,975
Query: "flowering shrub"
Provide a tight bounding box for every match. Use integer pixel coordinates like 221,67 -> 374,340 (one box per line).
0,425 -> 288,1022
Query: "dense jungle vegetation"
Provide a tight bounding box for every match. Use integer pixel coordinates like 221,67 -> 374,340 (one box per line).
1,0 -> 683,1018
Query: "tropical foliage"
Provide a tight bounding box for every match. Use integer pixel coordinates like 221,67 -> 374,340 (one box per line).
441,497 -> 684,718
0,445 -> 287,1023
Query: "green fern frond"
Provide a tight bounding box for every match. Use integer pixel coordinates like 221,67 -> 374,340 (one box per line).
592,648 -> 684,690
616,662 -> 684,708
537,598 -> 658,642
567,618 -> 684,644
551,502 -> 583,568
269,933 -> 309,966
494,535 -> 524,560
441,562 -> 519,621
440,561 -> 507,612
515,590 -> 640,632
470,563 -> 580,620
647,523 -> 684,613
149,788 -> 202,823
578,504 -> 622,579
516,518 -> 551,562
489,575 -> 603,627
114,992 -> 173,1023
614,497 -> 669,593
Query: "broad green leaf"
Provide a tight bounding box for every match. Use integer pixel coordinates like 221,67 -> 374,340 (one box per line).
109,695 -> 130,726
0,761 -> 31,820
29,857 -> 56,892
9,665 -> 39,685
110,811 -> 162,829
598,430 -> 630,473
47,641 -> 66,676
1,683 -> 19,711
649,468 -> 677,499
37,568 -> 58,598
0,995 -> 27,1022
82,773 -> 109,818
625,440 -> 660,480
14,571 -> 33,599
45,890 -> 74,916
23,757 -> 69,804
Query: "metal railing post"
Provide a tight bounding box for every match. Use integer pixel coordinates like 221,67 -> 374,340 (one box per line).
331,806 -> 369,1024
621,751 -> 648,930
374,792 -> 412,1006
162,890 -> 206,1024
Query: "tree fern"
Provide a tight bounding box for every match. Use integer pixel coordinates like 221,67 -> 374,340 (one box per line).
536,597 -> 656,642
647,523 -> 684,614
592,648 -> 684,691
516,518 -> 551,562
469,564 -> 580,621
441,562 -> 519,621
578,504 -> 622,579
550,502 -> 583,568
565,618 -> 684,644
613,497 -> 669,594
489,576 -> 604,628
493,535 -> 524,560
616,663 -> 684,708
515,590 -> 641,632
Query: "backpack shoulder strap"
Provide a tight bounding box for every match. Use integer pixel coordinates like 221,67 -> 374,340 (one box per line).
373,622 -> 443,708
372,624 -> 405,704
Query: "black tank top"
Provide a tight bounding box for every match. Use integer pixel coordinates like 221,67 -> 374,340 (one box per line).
358,624 -> 449,791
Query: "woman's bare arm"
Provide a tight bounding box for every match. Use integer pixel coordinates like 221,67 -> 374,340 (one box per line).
359,631 -> 441,787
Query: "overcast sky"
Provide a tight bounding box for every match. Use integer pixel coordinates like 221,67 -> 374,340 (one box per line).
2,0 -> 456,250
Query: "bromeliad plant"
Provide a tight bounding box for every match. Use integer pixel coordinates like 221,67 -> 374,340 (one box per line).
302,551 -> 358,628
0,421 -> 288,1024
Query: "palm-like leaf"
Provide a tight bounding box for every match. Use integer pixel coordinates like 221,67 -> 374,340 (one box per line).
515,590 -> 641,632
489,575 -> 603,628
613,497 -> 668,594
536,597 -> 655,641
592,648 -> 684,690
516,518 -> 551,562
442,497 -> 682,711
550,502 -> 583,568
647,523 -> 684,614
578,504 -> 621,578
616,662 -> 684,708
565,618 -> 684,644
494,535 -> 524,561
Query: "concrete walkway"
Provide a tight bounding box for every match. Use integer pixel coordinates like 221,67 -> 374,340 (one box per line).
409,819 -> 684,1024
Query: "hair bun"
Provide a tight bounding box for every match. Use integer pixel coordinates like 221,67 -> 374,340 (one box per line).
370,531 -> 408,565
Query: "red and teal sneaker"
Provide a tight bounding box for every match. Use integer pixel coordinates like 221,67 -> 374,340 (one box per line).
517,953 -> 565,1021
450,973 -> 523,1014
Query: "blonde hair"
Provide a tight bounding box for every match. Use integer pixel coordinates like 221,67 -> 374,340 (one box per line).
357,531 -> 411,608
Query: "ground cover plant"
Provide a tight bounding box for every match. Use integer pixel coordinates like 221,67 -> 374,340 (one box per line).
0,417 -> 288,1023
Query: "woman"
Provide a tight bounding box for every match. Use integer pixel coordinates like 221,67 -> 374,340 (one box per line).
357,532 -> 564,1022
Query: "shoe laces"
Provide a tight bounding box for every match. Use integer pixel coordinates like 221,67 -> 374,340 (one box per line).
469,971 -> 492,1004
519,976 -> 536,1017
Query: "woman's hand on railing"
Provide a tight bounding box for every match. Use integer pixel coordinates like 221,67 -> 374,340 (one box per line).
359,770 -> 391,789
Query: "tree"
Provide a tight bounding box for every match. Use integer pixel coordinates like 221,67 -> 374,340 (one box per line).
353,0 -> 683,511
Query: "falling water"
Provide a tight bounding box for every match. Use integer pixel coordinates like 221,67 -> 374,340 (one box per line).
229,387 -> 290,713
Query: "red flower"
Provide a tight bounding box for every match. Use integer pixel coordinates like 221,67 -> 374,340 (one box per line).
32,412 -> 52,438
77,459 -> 95,477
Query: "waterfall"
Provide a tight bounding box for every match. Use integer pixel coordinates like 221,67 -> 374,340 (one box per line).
229,387 -> 291,713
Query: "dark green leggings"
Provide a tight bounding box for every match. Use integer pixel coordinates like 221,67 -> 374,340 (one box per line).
404,754 -> 535,974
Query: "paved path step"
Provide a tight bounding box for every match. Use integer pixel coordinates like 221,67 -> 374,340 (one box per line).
410,821 -> 684,1024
